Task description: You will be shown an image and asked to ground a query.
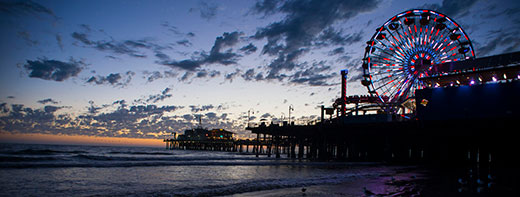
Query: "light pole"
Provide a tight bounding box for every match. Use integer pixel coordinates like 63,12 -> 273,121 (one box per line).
341,69 -> 348,117
288,105 -> 294,125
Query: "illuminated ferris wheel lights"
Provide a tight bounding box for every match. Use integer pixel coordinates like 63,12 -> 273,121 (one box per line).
362,9 -> 475,106
459,47 -> 470,54
450,34 -> 461,40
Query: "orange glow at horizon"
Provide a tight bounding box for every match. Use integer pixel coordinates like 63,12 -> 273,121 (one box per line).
0,133 -> 164,147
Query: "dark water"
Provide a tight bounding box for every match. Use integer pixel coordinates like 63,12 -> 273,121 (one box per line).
0,143 -> 396,196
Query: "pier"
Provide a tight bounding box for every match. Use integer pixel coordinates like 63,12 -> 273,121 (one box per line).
164,52 -> 520,169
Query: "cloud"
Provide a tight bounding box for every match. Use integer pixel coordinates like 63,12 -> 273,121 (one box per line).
212,31 -> 242,51
0,0 -> 58,20
161,21 -> 196,38
195,69 -> 220,79
476,31 -> 520,56
17,31 -> 38,46
239,43 -> 258,55
263,48 -> 307,80
161,59 -> 202,71
0,104 -> 68,134
86,100 -> 102,114
176,39 -> 192,47
205,112 -> 217,119
180,72 -> 193,81
71,31 -> 170,59
81,104 -> 183,137
223,68 -> 266,83
23,57 -> 84,81
86,71 -> 135,87
241,68 -> 256,81
251,0 -> 379,80
189,104 -> 215,113
55,33 -> 63,50
251,0 -> 280,16
224,69 -> 241,82
79,24 -> 92,32
289,61 -> 337,86
235,60 -> 339,86
260,113 -> 273,118
112,100 -> 127,109
37,98 -> 59,105
146,87 -> 173,103
202,31 -> 243,65
329,47 -> 345,56
0,100 -> 238,139
133,87 -> 173,104
72,31 -> 146,58
315,28 -> 364,47
142,70 -> 177,82
158,31 -> 243,70
43,105 -> 64,113
71,32 -> 92,45
421,0 -> 480,18
190,0 -> 218,20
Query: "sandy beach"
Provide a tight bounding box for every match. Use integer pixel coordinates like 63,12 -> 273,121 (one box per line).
230,166 -> 426,196
231,164 -> 520,197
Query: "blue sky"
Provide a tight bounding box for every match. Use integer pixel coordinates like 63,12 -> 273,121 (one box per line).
1,0 -> 519,139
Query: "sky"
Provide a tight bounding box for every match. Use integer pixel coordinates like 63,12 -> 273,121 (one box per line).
0,0 -> 519,145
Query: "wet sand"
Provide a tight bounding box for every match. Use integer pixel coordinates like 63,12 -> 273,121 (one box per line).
230,167 -> 426,196
230,164 -> 519,196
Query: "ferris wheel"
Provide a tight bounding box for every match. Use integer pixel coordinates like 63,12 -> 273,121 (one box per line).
361,9 -> 475,110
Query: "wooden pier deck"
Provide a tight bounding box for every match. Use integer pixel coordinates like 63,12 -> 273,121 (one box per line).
164,81 -> 519,170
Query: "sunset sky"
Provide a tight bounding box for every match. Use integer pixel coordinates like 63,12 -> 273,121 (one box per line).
1,0 -> 519,145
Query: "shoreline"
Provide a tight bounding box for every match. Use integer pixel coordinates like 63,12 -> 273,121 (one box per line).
229,164 -> 519,196
228,166 -> 426,197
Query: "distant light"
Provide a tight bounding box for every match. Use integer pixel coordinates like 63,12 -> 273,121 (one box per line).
517,74 -> 520,79
478,77 -> 482,82
435,83 -> 440,87
420,99 -> 429,107
456,80 -> 460,85
492,76 -> 497,82
503,74 -> 507,79
470,80 -> 475,85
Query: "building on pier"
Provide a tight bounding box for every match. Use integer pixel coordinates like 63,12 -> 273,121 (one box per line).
178,128 -> 234,141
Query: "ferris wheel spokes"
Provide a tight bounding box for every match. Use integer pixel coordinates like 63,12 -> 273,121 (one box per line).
361,9 -> 475,109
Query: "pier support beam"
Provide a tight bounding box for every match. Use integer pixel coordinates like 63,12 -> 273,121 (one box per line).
256,133 -> 260,157
298,138 -> 304,159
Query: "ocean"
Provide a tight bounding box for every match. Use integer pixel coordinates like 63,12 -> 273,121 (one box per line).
0,143 -> 419,196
